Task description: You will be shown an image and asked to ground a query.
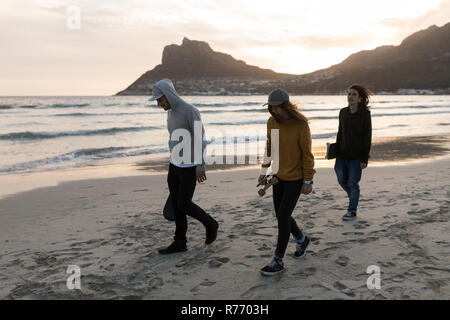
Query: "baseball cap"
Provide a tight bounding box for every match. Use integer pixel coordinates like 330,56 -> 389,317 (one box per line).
148,86 -> 164,101
263,88 -> 289,106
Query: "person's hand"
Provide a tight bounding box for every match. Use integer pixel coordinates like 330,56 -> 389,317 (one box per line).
301,184 -> 313,195
257,175 -> 267,187
196,171 -> 207,183
360,162 -> 368,169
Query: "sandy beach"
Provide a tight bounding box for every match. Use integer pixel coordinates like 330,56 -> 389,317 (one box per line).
0,135 -> 449,300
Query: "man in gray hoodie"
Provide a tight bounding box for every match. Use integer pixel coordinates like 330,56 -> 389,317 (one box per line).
149,79 -> 219,254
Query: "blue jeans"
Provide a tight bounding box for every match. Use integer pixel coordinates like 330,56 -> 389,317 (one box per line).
334,157 -> 362,213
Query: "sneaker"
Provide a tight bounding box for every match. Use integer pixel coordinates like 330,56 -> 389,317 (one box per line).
260,258 -> 285,276
158,241 -> 187,255
294,235 -> 310,259
205,219 -> 219,245
342,211 -> 357,221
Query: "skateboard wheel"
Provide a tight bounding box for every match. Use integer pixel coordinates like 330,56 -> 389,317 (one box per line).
258,189 -> 266,196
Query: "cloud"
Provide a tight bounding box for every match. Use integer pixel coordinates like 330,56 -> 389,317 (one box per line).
1,0 -> 449,94
379,0 -> 450,44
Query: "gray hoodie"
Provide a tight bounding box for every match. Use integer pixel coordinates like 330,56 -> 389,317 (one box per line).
153,79 -> 206,172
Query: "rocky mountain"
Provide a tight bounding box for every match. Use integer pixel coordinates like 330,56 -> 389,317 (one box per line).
116,23 -> 450,95
290,22 -> 450,94
116,37 -> 293,95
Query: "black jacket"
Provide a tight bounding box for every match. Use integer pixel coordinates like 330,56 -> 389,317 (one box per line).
336,107 -> 372,163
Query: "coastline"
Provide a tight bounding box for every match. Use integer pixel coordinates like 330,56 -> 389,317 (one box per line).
1,134 -> 449,200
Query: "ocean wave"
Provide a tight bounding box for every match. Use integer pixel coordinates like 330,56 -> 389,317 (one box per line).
388,124 -> 409,128
0,105 -> 13,109
52,111 -> 155,117
372,110 -> 450,117
19,105 -> 38,109
0,146 -> 169,173
194,102 -> 263,108
208,120 -> 267,126
202,108 -> 266,114
312,133 -> 337,139
376,100 -> 417,104
48,103 -> 91,108
206,132 -> 336,143
204,110 -> 450,126
0,126 -> 163,141
373,104 -> 450,110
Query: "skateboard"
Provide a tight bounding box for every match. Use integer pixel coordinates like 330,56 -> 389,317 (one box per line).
258,176 -> 279,196
163,194 -> 175,221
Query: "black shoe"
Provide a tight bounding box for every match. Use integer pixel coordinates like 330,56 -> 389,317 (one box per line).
158,241 -> 187,255
294,235 -> 310,259
205,219 -> 219,245
342,211 -> 357,221
260,258 -> 285,276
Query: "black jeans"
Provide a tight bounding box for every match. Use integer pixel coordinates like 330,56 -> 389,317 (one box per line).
167,163 -> 214,244
273,178 -> 304,259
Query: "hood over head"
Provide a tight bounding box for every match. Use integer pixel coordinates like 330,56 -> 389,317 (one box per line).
149,79 -> 185,109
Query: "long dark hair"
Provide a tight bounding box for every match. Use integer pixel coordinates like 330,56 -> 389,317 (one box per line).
268,101 -> 309,123
348,84 -> 373,110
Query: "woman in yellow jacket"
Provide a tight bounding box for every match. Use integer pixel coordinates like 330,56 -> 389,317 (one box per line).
257,88 -> 316,276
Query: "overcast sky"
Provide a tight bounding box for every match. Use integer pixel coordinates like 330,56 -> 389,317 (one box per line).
1,0 -> 449,95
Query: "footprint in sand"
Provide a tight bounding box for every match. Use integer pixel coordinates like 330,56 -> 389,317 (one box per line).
240,284 -> 268,299
232,223 -> 247,231
385,286 -> 404,296
333,281 -> 355,297
342,231 -> 364,236
70,196 -> 89,200
208,257 -> 230,269
324,220 -> 340,228
379,261 -> 396,268
305,221 -> 315,229
190,280 -> 217,292
148,277 -> 164,289
390,275 -> 406,283
311,246 -> 342,258
293,267 -> 317,278
335,256 -> 349,267
31,252 -> 58,267
309,237 -> 321,244
257,244 -> 272,252
353,220 -> 371,229
357,236 -> 379,244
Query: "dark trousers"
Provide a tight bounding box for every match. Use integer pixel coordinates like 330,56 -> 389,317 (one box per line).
167,163 -> 213,244
273,178 -> 304,259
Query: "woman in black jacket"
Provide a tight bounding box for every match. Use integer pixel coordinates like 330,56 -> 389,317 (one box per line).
335,84 -> 372,221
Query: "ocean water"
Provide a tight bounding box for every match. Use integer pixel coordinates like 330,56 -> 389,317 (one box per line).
1,95 -> 450,175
